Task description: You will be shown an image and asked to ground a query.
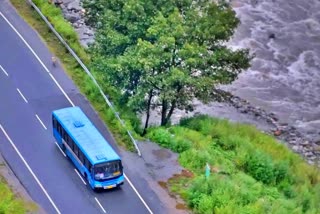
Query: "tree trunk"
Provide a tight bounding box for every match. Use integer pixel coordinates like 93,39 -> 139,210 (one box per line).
142,90 -> 153,136
161,100 -> 168,126
165,100 -> 176,125
163,86 -> 180,125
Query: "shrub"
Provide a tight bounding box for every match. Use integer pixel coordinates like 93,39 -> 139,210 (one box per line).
179,149 -> 210,171
278,179 -> 296,199
217,134 -> 242,150
146,128 -> 192,153
0,182 -> 26,214
146,128 -> 173,147
40,3 -> 61,18
173,137 -> 192,153
244,151 -> 276,185
179,115 -> 210,131
54,20 -> 78,43
32,0 -> 45,7
274,161 -> 289,184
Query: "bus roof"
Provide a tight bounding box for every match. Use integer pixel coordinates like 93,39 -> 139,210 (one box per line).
52,106 -> 120,165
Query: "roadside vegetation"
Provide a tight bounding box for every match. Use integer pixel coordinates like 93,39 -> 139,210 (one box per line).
147,116 -> 320,213
9,0 -> 320,214
0,175 -> 34,213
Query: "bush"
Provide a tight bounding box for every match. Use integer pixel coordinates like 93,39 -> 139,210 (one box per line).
146,128 -> 191,153
179,115 -> 210,131
217,134 -> 242,150
40,3 -> 61,18
244,151 -> 276,185
0,182 -> 26,214
179,149 -> 210,171
147,128 -> 173,147
274,161 -> 289,184
54,20 -> 78,43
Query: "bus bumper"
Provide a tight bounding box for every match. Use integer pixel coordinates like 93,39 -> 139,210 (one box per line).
94,176 -> 124,190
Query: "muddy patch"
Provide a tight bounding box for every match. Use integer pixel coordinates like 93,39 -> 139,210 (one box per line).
120,141 -> 191,214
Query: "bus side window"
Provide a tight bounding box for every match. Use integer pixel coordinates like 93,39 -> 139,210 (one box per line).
57,122 -> 62,135
63,131 -> 67,141
88,163 -> 92,172
74,144 -> 79,157
61,128 -> 65,140
79,151 -> 84,164
67,135 -> 72,148
85,158 -> 91,171
70,138 -> 74,150
52,117 -> 57,129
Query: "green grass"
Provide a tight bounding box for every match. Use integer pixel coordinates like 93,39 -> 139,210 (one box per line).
0,176 -> 36,214
147,115 -> 320,214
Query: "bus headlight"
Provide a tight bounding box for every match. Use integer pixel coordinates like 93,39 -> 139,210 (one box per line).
95,183 -> 102,188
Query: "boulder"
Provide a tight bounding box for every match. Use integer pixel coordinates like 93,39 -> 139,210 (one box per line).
304,152 -> 314,157
84,28 -> 94,36
292,145 -> 301,152
67,0 -> 82,12
61,0 -> 74,5
64,13 -> 81,23
273,129 -> 281,136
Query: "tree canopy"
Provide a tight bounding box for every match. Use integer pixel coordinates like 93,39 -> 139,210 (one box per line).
83,0 -> 251,133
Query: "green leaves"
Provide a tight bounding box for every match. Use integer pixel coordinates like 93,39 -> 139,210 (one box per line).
84,0 -> 251,128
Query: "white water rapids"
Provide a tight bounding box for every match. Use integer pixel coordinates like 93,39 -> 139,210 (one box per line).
224,0 -> 320,141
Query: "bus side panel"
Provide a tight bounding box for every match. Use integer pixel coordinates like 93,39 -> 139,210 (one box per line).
86,171 -> 95,189
53,128 -> 62,146
65,149 -> 95,188
65,149 -> 81,170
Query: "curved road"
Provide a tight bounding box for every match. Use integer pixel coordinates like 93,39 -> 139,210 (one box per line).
0,1 -> 165,213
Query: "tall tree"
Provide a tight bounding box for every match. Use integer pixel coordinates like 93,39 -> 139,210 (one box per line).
84,0 -> 251,133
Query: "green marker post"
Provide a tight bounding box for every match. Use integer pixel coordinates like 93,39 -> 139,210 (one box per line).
205,162 -> 210,179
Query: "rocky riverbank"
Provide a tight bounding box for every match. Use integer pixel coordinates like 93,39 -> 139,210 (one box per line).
223,91 -> 320,166
53,0 -> 320,167
53,0 -> 94,47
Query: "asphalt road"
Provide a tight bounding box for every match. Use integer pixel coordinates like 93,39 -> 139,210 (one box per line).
0,1 -> 165,213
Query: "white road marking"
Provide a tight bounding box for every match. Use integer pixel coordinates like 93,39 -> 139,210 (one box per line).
74,168 -> 87,185
0,12 -> 75,107
0,10 -> 153,214
0,65 -> 9,76
55,142 -> 66,157
95,197 -> 106,213
124,174 -> 153,214
16,88 -> 28,103
0,124 -> 61,214
35,114 -> 47,130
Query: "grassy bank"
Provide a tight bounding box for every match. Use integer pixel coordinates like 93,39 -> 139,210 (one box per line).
147,115 -> 320,213
0,175 -> 36,213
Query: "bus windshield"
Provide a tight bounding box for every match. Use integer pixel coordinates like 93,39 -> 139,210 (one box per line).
93,160 -> 122,181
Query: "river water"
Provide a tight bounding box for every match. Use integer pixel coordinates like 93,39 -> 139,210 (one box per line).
224,0 -> 320,142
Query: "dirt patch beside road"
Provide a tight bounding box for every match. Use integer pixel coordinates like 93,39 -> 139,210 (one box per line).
121,141 -> 191,214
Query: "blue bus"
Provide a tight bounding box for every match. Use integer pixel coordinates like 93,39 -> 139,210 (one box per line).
52,106 -> 124,190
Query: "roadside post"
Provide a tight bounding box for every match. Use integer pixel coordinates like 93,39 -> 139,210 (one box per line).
205,162 -> 210,179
